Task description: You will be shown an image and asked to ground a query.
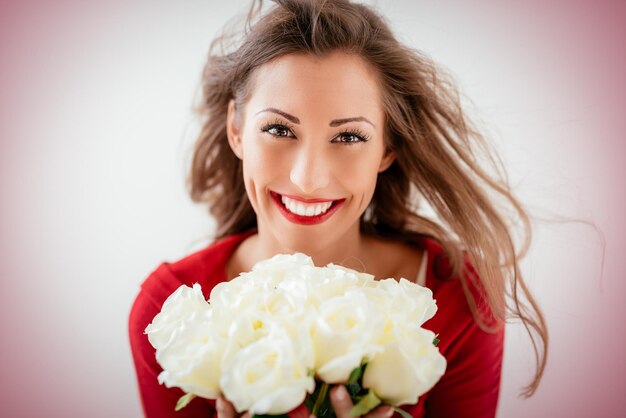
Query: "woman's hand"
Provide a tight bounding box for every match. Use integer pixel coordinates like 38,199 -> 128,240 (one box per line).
328,386 -> 395,418
216,396 -> 250,418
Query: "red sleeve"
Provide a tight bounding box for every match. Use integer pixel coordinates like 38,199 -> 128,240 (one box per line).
128,264 -> 216,418
423,300 -> 504,418
414,239 -> 504,418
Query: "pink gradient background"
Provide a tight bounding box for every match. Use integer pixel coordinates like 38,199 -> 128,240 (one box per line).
1,1 -> 624,417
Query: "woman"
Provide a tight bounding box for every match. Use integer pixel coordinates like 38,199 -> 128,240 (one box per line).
129,1 -> 547,417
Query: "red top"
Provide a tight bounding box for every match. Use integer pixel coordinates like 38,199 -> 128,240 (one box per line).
129,230 -> 504,418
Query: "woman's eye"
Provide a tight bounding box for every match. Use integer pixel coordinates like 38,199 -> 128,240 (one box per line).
333,132 -> 369,144
262,124 -> 293,138
338,134 -> 360,143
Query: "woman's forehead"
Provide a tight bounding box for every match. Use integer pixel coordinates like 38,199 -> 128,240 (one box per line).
245,52 -> 384,124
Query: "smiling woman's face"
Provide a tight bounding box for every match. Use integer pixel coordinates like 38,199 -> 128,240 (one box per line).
227,51 -> 395,253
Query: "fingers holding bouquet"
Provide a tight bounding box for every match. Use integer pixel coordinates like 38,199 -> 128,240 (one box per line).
216,396 -> 249,418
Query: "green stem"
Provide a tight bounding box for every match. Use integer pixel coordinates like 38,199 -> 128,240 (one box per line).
311,382 -> 330,417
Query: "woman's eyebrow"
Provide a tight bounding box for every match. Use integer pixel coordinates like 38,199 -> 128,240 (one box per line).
256,108 -> 300,124
330,117 -> 375,128
256,108 -> 375,128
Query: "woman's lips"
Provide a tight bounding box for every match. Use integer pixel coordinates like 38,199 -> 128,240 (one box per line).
270,191 -> 345,225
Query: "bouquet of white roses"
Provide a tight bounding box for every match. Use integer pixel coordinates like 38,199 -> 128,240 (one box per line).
145,253 -> 446,417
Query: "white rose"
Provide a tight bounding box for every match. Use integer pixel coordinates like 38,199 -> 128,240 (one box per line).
312,289 -> 384,383
251,282 -> 311,319
209,274 -> 262,314
210,253 -> 314,315
363,321 -> 446,406
377,278 -> 438,326
220,322 -> 315,415
145,284 -> 226,399
145,283 -> 210,350
300,265 -> 368,310
155,308 -> 226,399
211,276 -> 315,347
325,263 -> 376,286
251,253 -> 314,282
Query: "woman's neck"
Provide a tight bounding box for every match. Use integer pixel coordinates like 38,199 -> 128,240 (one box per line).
226,225 -> 424,283
227,224 -> 375,279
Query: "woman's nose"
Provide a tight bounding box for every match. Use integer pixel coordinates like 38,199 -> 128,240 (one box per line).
289,145 -> 330,194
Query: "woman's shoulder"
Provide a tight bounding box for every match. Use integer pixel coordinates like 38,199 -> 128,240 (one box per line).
390,233 -> 454,286
411,233 -> 503,334
405,233 -> 480,291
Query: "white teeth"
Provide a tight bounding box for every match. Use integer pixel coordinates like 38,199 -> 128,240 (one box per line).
280,195 -> 334,217
296,202 -> 306,214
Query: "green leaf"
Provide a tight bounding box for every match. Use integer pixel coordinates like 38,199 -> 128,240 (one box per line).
432,333 -> 440,347
175,393 -> 196,411
311,382 -> 330,417
350,389 -> 381,417
346,382 -> 361,398
347,358 -> 368,385
393,407 -> 413,418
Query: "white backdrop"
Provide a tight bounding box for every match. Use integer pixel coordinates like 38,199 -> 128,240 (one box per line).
1,1 -> 624,417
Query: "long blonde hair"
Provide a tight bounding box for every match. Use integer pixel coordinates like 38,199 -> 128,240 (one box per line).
188,0 -> 547,396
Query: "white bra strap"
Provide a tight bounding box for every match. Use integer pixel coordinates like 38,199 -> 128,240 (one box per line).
416,250 -> 428,286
